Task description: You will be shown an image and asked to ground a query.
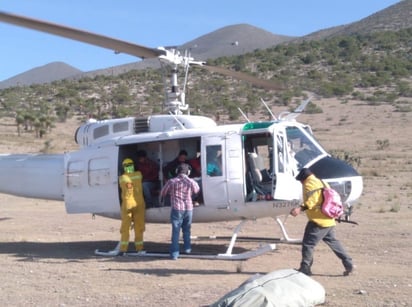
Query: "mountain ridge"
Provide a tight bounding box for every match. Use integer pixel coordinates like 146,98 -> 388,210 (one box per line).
0,0 -> 410,89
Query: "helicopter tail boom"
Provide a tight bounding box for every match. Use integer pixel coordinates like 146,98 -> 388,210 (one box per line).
0,154 -> 64,201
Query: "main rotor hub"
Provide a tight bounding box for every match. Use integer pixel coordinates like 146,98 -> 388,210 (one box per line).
158,48 -> 203,115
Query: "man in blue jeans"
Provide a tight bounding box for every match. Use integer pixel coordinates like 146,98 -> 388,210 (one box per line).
160,163 -> 200,260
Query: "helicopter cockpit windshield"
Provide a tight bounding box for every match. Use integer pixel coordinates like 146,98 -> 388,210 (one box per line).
286,125 -> 327,169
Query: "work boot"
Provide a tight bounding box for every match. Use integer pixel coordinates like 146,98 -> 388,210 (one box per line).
343,265 -> 355,276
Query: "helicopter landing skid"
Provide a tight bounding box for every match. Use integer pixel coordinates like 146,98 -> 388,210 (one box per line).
94,220 -> 276,260
94,244 -> 275,260
183,219 -> 277,260
191,217 -> 302,244
94,241 -> 122,257
95,244 -> 275,260
275,217 -> 302,243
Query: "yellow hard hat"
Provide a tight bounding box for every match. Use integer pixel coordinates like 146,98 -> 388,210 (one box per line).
122,158 -> 134,166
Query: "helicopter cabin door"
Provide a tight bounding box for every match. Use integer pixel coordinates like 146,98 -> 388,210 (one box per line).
272,128 -> 301,200
63,147 -> 120,214
201,133 -> 244,207
202,135 -> 228,207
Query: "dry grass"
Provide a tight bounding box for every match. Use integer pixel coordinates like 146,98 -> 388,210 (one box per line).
1,97 -> 411,306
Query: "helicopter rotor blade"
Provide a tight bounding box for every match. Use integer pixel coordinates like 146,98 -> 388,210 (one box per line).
0,11 -> 165,59
0,11 -> 281,90
201,64 -> 282,90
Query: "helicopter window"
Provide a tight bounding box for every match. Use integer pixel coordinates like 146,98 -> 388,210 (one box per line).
113,121 -> 129,133
66,161 -> 84,188
88,158 -> 111,186
93,125 -> 109,139
206,145 -> 222,177
286,127 -> 325,168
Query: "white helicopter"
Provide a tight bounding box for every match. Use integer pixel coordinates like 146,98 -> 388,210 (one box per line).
0,12 -> 363,260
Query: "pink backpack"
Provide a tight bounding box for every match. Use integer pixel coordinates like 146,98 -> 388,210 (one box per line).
310,181 -> 344,219
321,186 -> 344,218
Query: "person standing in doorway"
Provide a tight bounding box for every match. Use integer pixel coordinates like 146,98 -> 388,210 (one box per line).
160,163 -> 200,260
135,150 -> 159,208
290,168 -> 354,276
163,149 -> 189,180
118,158 -> 146,254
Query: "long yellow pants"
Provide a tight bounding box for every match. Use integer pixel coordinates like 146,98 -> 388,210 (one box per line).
120,204 -> 145,252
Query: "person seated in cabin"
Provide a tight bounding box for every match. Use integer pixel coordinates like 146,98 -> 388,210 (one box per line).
163,149 -> 189,180
188,153 -> 201,178
206,146 -> 222,177
135,150 -> 160,208
188,153 -> 203,204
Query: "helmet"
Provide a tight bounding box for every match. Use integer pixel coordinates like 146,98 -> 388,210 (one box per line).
122,158 -> 135,173
122,158 -> 134,166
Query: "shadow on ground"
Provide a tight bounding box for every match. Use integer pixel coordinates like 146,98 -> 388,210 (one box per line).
0,240 -> 250,261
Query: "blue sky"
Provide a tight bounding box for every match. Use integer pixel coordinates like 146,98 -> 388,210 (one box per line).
0,0 -> 401,81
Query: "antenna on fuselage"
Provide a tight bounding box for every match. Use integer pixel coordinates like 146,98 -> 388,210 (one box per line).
168,112 -> 187,130
237,107 -> 250,122
260,98 -> 276,120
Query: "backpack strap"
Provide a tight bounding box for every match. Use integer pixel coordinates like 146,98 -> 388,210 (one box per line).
306,180 -> 326,210
306,179 -> 326,197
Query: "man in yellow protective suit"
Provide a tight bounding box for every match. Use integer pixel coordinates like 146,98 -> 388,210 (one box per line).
118,158 -> 145,254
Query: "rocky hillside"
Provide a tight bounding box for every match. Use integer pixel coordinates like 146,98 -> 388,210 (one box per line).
301,0 -> 411,40
0,1 -> 410,88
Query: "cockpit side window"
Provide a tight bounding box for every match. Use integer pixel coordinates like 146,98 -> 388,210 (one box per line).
286,126 -> 325,168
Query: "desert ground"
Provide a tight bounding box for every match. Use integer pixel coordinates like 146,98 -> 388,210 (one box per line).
0,98 -> 411,306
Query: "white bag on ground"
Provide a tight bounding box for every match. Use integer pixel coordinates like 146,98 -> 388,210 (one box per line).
211,269 -> 325,307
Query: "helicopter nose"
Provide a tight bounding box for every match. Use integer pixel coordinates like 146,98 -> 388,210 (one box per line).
310,156 -> 360,178
309,156 -> 363,205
